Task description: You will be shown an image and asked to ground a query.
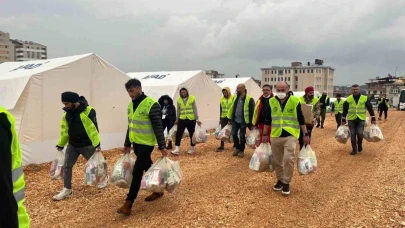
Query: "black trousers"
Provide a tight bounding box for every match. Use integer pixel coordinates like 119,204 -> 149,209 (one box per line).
335,113 -> 342,129
219,118 -> 228,148
299,125 -> 314,150
175,119 -> 196,147
232,122 -> 247,152
379,108 -> 388,119
348,119 -> 365,152
162,118 -> 174,136
126,143 -> 154,202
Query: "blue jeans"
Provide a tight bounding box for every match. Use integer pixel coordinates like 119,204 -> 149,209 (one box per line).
64,144 -> 96,189
348,119 -> 365,152
232,122 -> 247,152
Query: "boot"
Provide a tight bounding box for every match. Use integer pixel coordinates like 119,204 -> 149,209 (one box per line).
117,200 -> 133,216
166,141 -> 173,150
145,192 -> 164,202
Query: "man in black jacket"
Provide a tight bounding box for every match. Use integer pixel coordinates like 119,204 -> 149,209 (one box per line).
158,95 -> 176,149
117,79 -> 168,216
317,91 -> 330,128
378,94 -> 390,120
53,92 -> 104,201
227,83 -> 255,158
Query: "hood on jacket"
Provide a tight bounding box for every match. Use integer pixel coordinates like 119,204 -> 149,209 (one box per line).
222,86 -> 232,99
179,86 -> 189,98
78,96 -> 89,106
158,95 -> 174,106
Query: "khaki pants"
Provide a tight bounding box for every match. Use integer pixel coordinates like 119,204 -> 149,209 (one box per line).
270,136 -> 297,184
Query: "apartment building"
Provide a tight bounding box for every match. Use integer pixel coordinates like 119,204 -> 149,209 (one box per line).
0,30 -> 47,63
0,31 -> 15,63
365,75 -> 398,99
261,59 -> 335,97
205,70 -> 225,79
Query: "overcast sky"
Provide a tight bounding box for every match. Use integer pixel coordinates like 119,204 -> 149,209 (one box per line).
1,0 -> 405,85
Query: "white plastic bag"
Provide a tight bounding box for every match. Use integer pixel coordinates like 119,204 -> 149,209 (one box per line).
215,125 -> 221,139
249,143 -> 272,172
364,124 -> 384,142
85,151 -> 108,186
246,129 -> 260,148
297,145 -> 317,175
111,153 -> 135,188
50,150 -> 65,180
192,125 -> 207,144
169,125 -> 177,143
141,157 -> 182,193
335,125 -> 350,144
217,124 -> 232,142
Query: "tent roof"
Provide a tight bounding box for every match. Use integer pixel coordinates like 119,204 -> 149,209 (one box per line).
0,53 -> 94,110
127,70 -> 204,86
212,77 -> 254,88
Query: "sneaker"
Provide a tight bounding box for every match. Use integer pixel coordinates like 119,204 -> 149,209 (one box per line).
187,147 -> 195,155
145,192 -> 164,202
273,180 -> 283,191
215,147 -> 224,152
171,147 -> 180,156
97,175 -> 109,189
232,149 -> 239,156
52,188 -> 72,201
378,117 -> 381,120
237,152 -> 244,158
282,184 -> 290,196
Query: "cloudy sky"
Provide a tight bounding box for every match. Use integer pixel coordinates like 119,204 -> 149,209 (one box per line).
1,0 -> 405,85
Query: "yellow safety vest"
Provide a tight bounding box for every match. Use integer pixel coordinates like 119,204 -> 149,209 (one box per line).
252,97 -> 270,125
220,96 -> 234,118
299,96 -> 319,106
0,107 -> 30,228
128,97 -> 157,146
270,96 -> 301,139
57,106 -> 100,148
378,99 -> 391,108
334,99 -> 344,114
178,95 -> 196,120
227,95 -> 252,124
346,95 -> 367,121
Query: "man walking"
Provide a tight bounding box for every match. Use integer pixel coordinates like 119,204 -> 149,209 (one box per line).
298,86 -> 320,150
227,83 -> 255,158
342,84 -> 376,155
331,94 -> 344,129
171,87 -> 202,155
252,84 -> 273,142
265,81 -> 309,196
158,95 -> 176,149
317,91 -> 330,128
53,92 -> 106,201
0,107 -> 30,228
216,87 -> 233,152
378,94 -> 390,120
117,79 -> 168,216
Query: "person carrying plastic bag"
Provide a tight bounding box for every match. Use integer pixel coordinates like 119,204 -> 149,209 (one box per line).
215,86 -> 234,152
249,143 -> 274,172
50,150 -> 65,180
117,79 -> 169,216
192,125 -> 207,145
364,124 -> 384,142
111,153 -> 136,188
252,84 -> 273,145
297,145 -> 317,175
85,151 -> 108,186
335,125 -> 350,144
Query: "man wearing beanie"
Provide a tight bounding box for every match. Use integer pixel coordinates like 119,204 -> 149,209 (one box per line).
53,91 -> 105,201
298,86 -> 321,149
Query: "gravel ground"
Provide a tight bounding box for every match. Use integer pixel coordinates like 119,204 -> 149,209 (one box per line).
24,110 -> 405,228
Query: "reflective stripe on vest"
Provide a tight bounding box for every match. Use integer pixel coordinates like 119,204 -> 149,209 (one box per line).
0,107 -> 30,227
252,99 -> 261,125
221,96 -> 233,118
270,96 -> 300,139
334,99 -> 344,114
128,97 -> 157,146
346,95 -> 367,120
178,95 -> 196,120
57,106 -> 100,147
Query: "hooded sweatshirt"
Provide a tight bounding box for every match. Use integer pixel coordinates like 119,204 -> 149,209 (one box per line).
220,87 -> 232,120
176,87 -> 199,120
158,95 -> 176,125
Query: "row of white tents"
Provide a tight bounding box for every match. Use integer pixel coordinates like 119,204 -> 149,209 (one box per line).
0,53 -> 268,165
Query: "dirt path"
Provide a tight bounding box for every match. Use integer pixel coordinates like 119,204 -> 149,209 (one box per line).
24,110 -> 405,227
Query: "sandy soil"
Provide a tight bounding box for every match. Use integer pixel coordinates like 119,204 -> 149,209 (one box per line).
23,110 -> 405,228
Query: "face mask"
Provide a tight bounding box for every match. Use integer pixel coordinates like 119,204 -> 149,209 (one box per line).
276,92 -> 286,99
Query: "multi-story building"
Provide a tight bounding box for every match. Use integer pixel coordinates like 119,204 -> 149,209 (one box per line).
0,30 -> 47,63
383,76 -> 405,102
260,59 -> 335,97
12,39 -> 47,61
0,31 -> 15,63
205,70 -> 225,79
365,75 -> 397,99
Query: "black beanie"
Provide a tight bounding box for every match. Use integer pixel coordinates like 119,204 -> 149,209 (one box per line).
61,92 -> 80,103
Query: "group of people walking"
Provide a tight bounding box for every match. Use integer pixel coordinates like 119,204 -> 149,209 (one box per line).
0,77 -> 386,226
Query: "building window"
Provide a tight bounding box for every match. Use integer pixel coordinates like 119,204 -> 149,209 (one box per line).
311,69 -> 314,73
295,76 -> 298,81
295,85 -> 298,89
299,70 -> 302,73
295,70 -> 298,74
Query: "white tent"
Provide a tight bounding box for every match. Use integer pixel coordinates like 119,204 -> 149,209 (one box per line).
127,71 -> 222,130
291,91 -> 322,98
0,53 -> 130,165
212,77 -> 262,101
